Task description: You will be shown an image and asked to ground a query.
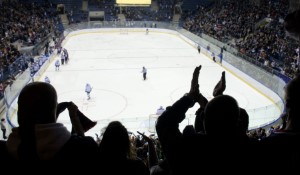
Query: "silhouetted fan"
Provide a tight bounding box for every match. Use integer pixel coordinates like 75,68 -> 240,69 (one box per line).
213,71 -> 226,97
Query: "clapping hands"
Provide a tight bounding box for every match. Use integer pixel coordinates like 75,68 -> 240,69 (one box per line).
186,65 -> 201,100
213,71 -> 226,97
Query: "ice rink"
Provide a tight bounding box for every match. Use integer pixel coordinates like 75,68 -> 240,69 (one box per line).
11,31 -> 283,138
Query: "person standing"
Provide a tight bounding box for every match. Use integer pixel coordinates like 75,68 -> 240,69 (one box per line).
85,83 -> 92,100
63,48 -> 69,64
141,66 -> 147,80
3,82 -> 98,160
61,53 -> 65,65
55,60 -> 60,71
44,76 -> 50,84
197,45 -> 201,54
212,52 -> 216,62
156,106 -> 165,115
1,119 -> 7,139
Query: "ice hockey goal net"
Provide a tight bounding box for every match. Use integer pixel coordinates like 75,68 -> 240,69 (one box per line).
148,114 -> 159,133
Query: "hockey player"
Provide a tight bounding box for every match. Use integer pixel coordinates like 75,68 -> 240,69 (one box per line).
61,52 -> 65,65
1,118 -> 7,139
63,48 -> 69,64
197,45 -> 201,54
44,76 -> 50,84
219,53 -> 223,65
146,28 -> 149,35
212,52 -> 216,62
57,46 -> 62,55
85,83 -> 92,100
156,106 -> 165,115
55,59 -> 60,71
141,66 -> 147,80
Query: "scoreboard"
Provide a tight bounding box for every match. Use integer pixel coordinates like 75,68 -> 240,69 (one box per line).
116,0 -> 152,6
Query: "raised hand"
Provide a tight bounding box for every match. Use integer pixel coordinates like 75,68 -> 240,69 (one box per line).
213,71 -> 226,97
187,65 -> 201,100
67,102 -> 78,118
67,102 -> 85,136
137,131 -> 152,143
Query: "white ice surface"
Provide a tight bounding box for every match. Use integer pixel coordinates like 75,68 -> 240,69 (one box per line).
10,32 -> 282,139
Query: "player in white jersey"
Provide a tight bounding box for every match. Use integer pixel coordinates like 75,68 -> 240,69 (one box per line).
156,106 -> 165,115
44,76 -> 50,84
55,60 -> 60,71
85,83 -> 92,100
146,28 -> 149,35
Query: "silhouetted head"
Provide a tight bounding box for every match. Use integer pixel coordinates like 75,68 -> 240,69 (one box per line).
285,75 -> 300,116
18,82 -> 57,126
204,95 -> 240,135
99,121 -> 130,159
237,108 -> 249,135
17,82 -> 58,160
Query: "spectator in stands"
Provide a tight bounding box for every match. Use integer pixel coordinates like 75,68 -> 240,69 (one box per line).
137,131 -> 170,175
182,1 -> 298,78
261,74 -> 300,169
3,82 -> 98,160
98,121 -> 149,175
237,108 -> 249,136
194,71 -> 225,133
156,65 -> 255,174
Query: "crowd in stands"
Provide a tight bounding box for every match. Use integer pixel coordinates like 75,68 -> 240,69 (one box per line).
183,0 -> 299,78
0,1 -> 62,99
86,0 -> 175,22
0,1 -> 59,45
123,0 -> 174,22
